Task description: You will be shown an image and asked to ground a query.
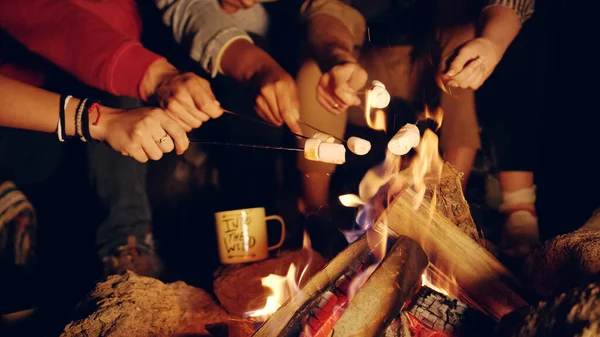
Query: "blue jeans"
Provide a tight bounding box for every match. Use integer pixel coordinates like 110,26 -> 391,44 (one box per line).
0,113 -> 152,258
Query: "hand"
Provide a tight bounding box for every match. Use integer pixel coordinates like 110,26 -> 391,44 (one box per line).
438,37 -> 503,91
251,63 -> 302,134
154,72 -> 223,131
91,107 -> 190,163
317,62 -> 368,115
219,0 -> 256,14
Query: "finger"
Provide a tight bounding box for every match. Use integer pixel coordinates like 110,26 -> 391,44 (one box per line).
333,84 -> 359,107
318,74 -> 346,114
149,120 -> 175,154
190,80 -> 222,119
317,84 -> 342,115
159,114 -> 190,154
277,82 -> 302,134
255,95 -> 280,126
127,144 -> 149,163
451,58 -> 483,88
260,85 -> 283,125
445,45 -> 476,77
469,71 -> 485,90
166,100 -> 203,130
141,133 -> 164,161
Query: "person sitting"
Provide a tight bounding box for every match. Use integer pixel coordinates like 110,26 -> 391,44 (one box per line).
436,0 -> 539,257
0,0 -> 223,277
296,0 -> 482,214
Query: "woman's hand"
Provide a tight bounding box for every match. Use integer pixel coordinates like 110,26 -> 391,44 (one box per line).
91,107 -> 190,163
250,63 -> 302,134
317,62 -> 367,115
439,37 -> 503,91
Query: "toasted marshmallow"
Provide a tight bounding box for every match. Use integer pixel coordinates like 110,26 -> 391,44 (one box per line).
347,136 -> 371,156
369,80 -> 391,109
318,143 -> 346,164
312,132 -> 336,143
304,138 -> 322,161
387,123 -> 420,156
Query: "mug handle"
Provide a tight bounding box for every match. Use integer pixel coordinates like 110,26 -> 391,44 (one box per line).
265,215 -> 286,251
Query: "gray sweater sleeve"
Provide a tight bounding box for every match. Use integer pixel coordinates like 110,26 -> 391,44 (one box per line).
484,0 -> 535,23
156,0 -> 254,77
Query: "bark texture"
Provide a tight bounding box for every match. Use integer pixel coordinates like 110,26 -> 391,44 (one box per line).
60,271 -> 228,337
525,229 -> 600,298
496,283 -> 600,337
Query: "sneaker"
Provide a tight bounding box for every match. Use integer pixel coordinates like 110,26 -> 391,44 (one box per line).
499,210 -> 541,258
102,236 -> 163,278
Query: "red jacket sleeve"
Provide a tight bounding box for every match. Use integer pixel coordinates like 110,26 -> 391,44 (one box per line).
0,0 -> 164,99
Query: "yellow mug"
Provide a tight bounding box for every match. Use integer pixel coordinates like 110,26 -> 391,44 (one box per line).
215,207 -> 286,264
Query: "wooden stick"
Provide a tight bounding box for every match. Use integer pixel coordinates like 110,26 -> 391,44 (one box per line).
331,236 -> 428,337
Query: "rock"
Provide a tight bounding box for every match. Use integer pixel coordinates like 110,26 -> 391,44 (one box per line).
525,229 -> 600,298
213,249 -> 326,317
61,271 -> 228,337
496,283 -> 600,337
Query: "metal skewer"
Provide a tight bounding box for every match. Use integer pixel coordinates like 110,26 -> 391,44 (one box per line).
189,140 -> 304,152
222,109 -> 309,139
298,120 -> 346,144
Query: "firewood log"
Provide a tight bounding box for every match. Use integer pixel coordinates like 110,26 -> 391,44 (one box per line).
60,271 -> 228,337
385,163 -> 528,321
331,236 -> 428,337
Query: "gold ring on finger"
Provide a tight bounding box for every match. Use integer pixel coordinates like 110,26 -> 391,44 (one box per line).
157,135 -> 169,144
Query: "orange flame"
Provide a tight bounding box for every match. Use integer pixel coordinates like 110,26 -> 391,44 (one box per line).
341,105 -> 454,298
244,232 -> 314,319
364,89 -> 387,132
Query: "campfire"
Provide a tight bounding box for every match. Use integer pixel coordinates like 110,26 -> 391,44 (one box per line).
224,105 -> 528,337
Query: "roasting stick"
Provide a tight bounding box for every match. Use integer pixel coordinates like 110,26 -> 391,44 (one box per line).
189,140 -> 304,151
222,109 -> 309,140
298,120 -> 346,143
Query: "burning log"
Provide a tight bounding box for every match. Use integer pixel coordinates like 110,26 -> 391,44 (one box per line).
385,164 -> 528,321
252,236 -> 375,337
331,236 -> 428,337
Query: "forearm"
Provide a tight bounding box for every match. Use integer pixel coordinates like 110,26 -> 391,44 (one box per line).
156,0 -> 253,77
301,0 -> 365,70
0,75 -> 115,140
479,5 -> 522,57
306,14 -> 358,69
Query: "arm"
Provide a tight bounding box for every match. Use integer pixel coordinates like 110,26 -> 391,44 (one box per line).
0,75 -> 190,162
156,0 -> 302,133
301,0 -> 365,70
480,0 -> 535,57
0,0 -> 164,99
155,0 -> 254,78
439,0 -> 534,90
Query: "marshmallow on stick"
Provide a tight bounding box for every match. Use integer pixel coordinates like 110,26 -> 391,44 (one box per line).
318,143 -> 346,164
303,139 -> 346,165
387,123 -> 420,156
304,138 -> 322,161
312,132 -> 336,143
347,136 -> 371,156
369,80 -> 391,109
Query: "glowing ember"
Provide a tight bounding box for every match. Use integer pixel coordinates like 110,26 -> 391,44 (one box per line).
244,232 -> 314,320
